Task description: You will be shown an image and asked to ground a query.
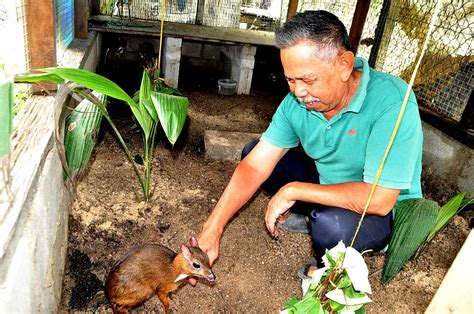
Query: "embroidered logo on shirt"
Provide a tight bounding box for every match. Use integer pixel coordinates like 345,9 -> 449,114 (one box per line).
348,128 -> 357,136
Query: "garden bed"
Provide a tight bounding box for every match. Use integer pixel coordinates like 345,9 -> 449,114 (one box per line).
59,84 -> 470,312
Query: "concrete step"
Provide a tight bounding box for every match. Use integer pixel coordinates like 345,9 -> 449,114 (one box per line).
204,130 -> 260,161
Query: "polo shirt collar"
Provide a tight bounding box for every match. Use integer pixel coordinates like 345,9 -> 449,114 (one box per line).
342,57 -> 370,114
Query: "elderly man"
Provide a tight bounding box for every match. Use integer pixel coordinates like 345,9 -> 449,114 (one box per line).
197,10 -> 423,278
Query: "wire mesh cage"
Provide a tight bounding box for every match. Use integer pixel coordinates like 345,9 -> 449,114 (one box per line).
202,0 -> 240,28
99,0 -> 285,31
99,0 -> 199,23
370,0 -> 473,122
295,0 -> 472,124
240,0 -> 285,31
94,0 -> 472,127
297,0 -> 356,28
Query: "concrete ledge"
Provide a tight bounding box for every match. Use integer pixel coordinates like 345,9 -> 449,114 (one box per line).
426,230 -> 473,313
0,32 -> 101,312
0,96 -> 69,312
204,130 -> 260,161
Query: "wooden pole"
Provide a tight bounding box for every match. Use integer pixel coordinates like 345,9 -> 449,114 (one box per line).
24,0 -> 56,69
368,0 -> 393,68
75,0 -> 89,39
24,0 -> 56,92
196,0 -> 205,25
287,0 -> 298,20
349,0 -> 371,54
459,90 -> 473,130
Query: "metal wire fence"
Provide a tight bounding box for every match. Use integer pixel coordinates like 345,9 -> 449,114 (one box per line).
282,0 -> 472,125
99,0 -> 285,31
94,0 -> 474,127
371,0 -> 472,123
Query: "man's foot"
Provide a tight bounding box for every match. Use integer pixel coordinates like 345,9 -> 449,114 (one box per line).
277,213 -> 309,234
297,257 -> 319,280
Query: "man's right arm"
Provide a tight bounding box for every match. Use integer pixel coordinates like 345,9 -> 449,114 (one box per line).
197,140 -> 288,265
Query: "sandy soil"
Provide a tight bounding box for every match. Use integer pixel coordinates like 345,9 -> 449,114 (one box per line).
58,84 -> 470,313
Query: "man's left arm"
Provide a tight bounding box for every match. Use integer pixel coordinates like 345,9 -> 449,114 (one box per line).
265,181 -> 399,236
266,98 -> 423,236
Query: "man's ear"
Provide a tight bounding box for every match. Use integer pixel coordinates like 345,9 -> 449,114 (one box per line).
337,51 -> 355,82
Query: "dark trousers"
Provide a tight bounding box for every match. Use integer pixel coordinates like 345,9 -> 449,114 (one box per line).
242,140 -> 393,266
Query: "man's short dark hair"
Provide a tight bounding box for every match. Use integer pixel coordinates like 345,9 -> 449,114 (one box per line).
275,10 -> 353,60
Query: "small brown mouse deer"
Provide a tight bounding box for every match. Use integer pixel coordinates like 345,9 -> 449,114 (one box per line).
105,237 -> 215,313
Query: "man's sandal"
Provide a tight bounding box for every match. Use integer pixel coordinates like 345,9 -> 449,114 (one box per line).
297,257 -> 319,280
277,213 -> 310,234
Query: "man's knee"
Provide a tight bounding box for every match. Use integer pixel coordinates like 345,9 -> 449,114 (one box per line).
308,206 -> 392,263
308,207 -> 360,263
241,139 -> 259,160
310,215 -> 354,250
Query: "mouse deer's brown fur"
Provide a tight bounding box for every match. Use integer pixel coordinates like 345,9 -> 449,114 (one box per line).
105,237 -> 215,313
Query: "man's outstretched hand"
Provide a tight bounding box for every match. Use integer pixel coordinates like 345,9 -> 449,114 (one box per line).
265,185 -> 295,237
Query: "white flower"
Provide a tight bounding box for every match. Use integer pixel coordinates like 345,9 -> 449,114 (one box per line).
342,247 -> 372,294
322,241 -> 346,267
326,288 -> 372,305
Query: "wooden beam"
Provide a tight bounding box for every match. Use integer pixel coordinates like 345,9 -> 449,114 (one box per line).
24,0 -> 56,69
89,15 -> 276,46
287,0 -> 298,20
349,0 -> 371,54
75,0 -> 89,39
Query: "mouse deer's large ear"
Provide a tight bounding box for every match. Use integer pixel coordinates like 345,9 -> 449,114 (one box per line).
180,244 -> 192,261
189,237 -> 199,247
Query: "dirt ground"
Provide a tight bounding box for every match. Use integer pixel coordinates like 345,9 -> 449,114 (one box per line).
59,79 -> 470,313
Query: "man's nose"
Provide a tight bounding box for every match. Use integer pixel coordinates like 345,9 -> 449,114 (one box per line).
293,81 -> 308,98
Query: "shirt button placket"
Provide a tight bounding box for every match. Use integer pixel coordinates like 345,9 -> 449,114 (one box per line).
325,124 -> 332,146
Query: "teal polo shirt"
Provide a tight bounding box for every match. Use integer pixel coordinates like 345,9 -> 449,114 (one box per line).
261,57 -> 423,203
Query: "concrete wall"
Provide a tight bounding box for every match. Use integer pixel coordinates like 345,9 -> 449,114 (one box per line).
0,31 -> 101,313
180,41 -> 256,94
422,121 -> 473,196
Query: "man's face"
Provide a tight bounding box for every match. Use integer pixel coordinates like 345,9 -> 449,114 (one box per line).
280,41 -> 348,115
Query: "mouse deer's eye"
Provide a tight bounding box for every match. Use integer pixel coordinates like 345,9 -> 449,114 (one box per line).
192,262 -> 201,269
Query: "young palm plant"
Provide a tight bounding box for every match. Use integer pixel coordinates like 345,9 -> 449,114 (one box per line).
15,66 -> 188,201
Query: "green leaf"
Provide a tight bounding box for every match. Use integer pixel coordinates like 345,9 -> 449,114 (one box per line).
131,104 -> 153,141
156,85 -> 181,95
382,198 -> 439,283
329,300 -> 345,311
14,71 -> 65,85
64,92 -> 106,181
0,66 -> 13,157
354,304 -> 366,314
139,70 -> 157,121
325,249 -> 337,267
284,297 -> 300,309
336,272 -> 352,289
150,91 -> 189,145
459,197 -> 474,210
42,68 -> 135,104
18,67 -> 155,140
426,192 -> 466,242
343,285 -> 366,299
292,296 -> 324,314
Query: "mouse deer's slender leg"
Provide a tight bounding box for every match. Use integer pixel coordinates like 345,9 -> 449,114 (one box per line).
157,290 -> 170,314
